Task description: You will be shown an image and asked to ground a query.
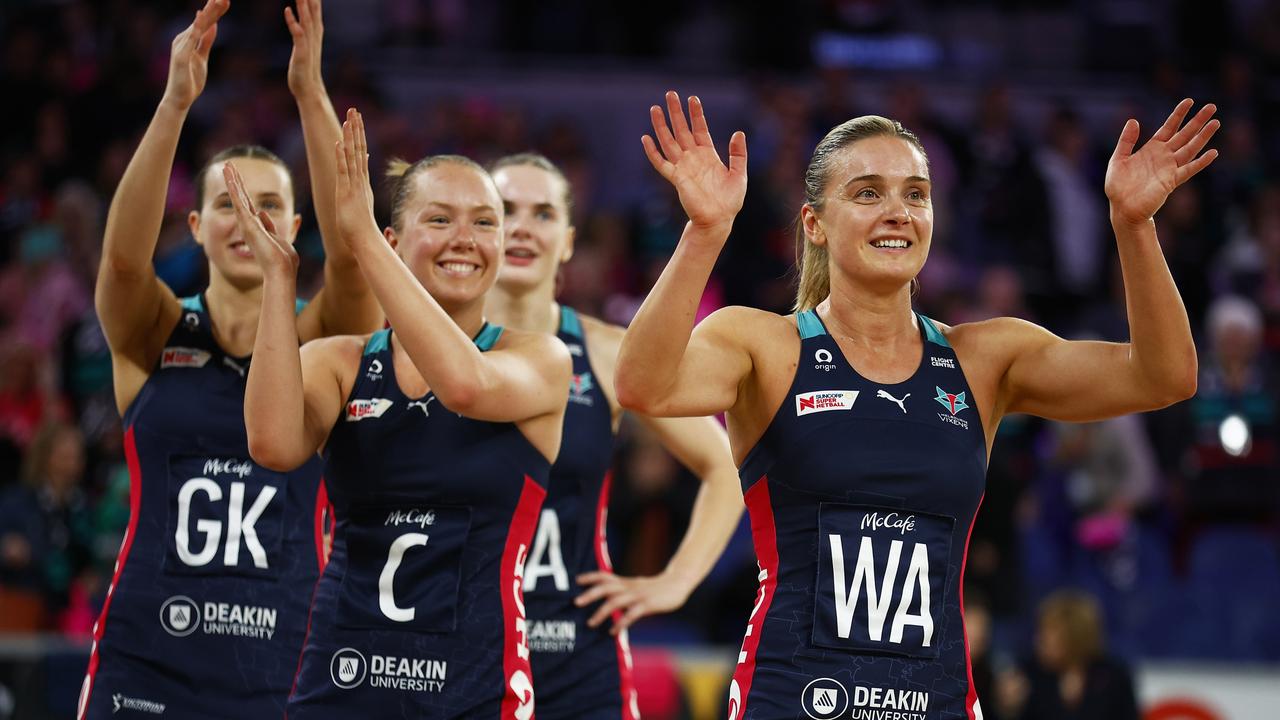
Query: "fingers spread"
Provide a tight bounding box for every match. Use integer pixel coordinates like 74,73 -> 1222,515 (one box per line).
728,130 -> 748,176
641,135 -> 674,178
1174,118 -> 1220,166
1110,119 -> 1140,160
1175,148 -> 1218,186
1169,103 -> 1217,149
689,96 -> 713,146
650,105 -> 682,162
665,90 -> 695,148
1152,98 -> 1194,143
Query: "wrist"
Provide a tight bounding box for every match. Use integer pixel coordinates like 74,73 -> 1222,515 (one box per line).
1109,208 -> 1155,231
157,95 -> 193,117
656,567 -> 697,600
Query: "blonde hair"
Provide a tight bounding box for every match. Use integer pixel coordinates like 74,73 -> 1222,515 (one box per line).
384,155 -> 494,232
794,116 -> 928,311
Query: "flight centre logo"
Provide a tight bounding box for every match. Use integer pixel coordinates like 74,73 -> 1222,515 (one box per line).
795,390 -> 859,417
159,595 -> 278,640
329,647 -> 448,692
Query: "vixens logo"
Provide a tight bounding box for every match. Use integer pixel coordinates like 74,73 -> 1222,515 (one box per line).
568,372 -> 595,406
933,386 -> 969,415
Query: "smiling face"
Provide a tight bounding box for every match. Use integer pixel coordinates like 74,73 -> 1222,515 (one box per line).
802,135 -> 933,293
493,163 -> 574,295
188,156 -> 299,289
387,162 -> 504,309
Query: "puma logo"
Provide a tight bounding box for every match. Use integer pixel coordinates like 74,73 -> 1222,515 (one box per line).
876,389 -> 909,413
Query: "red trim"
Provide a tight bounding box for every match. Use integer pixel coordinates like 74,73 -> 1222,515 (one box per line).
959,493 -> 985,720
287,564 -> 326,706
500,476 -> 546,719
313,480 -> 332,572
77,427 -> 144,719
591,472 -> 639,720
728,477 -> 779,720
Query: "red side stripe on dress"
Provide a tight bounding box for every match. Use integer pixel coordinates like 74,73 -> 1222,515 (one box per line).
592,472 -> 639,720
500,476 -> 546,719
959,492 -> 986,720
728,477 -> 779,720
313,479 -> 331,572
77,427 -> 144,719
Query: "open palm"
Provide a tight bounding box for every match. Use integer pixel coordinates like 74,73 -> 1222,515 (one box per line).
1105,99 -> 1219,225
333,108 -> 380,248
223,163 -> 299,277
643,92 -> 748,234
163,0 -> 228,110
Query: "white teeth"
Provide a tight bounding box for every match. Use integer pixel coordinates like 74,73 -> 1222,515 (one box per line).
440,262 -> 477,274
872,239 -> 910,249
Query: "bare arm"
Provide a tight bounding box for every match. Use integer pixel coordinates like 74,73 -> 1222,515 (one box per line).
285,0 -> 381,341
333,110 -> 570,422
578,413 -> 742,633
96,0 -> 227,362
998,100 -> 1216,422
224,162 -> 346,470
614,92 -> 752,418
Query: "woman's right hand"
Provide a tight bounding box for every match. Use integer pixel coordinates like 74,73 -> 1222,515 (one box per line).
642,91 -> 748,239
333,108 -> 380,249
224,162 -> 300,280
162,0 -> 229,111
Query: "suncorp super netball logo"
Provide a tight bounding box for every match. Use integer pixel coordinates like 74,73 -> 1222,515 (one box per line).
795,390 -> 859,417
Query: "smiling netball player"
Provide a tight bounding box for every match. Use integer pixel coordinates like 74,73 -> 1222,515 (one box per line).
615,92 -> 1215,719
238,109 -> 570,718
78,1 -> 382,717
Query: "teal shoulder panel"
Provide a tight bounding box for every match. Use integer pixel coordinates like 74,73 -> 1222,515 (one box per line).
363,328 -> 390,355
559,305 -> 583,339
796,309 -> 827,339
294,298 -> 309,316
180,295 -> 204,313
918,314 -> 951,348
474,323 -> 504,352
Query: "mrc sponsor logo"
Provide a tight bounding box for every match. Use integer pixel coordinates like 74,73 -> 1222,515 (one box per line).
527,619 -> 576,653
330,647 -> 448,693
795,390 -> 859,417
158,595 -> 278,640
160,346 -> 211,369
345,398 -> 394,421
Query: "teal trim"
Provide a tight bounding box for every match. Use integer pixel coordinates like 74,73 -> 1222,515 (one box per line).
294,298 -> 309,316
559,305 -> 583,339
918,314 -> 950,348
796,309 -> 827,339
474,323 -> 504,352
363,328 -> 390,355
180,295 -> 204,313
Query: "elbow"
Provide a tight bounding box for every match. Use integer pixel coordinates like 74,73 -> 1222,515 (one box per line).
1149,360 -> 1198,409
614,366 -> 656,414
247,433 -> 302,472
432,382 -> 480,416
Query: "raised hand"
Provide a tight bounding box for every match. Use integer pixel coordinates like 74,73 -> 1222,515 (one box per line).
575,571 -> 693,636
285,0 -> 325,99
333,108 -> 380,248
223,162 -> 299,278
163,0 -> 228,111
642,92 -> 747,235
1105,99 -> 1219,226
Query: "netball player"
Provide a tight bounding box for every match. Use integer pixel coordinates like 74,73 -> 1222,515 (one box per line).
615,93 -> 1215,719
238,110 -> 570,717
79,0 -> 383,717
487,154 -> 742,719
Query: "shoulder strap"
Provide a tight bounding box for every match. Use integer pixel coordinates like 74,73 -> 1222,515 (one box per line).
796,309 -> 828,339
558,305 -> 584,339
917,313 -> 951,348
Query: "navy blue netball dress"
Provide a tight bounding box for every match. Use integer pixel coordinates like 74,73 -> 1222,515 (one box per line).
79,294 -> 328,720
729,310 -> 987,720
524,306 -> 638,720
287,325 -> 549,719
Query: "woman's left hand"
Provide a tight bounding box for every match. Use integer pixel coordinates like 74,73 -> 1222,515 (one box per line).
1105,98 -> 1219,226
575,570 -> 693,635
223,162 -> 299,279
333,108 -> 380,248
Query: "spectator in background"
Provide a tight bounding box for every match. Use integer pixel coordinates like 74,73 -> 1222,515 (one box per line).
1036,106 -> 1105,320
0,339 -> 67,481
0,421 -> 95,634
1184,295 -> 1279,525
0,223 -> 90,353
998,590 -> 1139,720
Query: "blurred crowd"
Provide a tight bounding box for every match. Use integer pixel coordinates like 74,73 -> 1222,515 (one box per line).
0,0 -> 1278,716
